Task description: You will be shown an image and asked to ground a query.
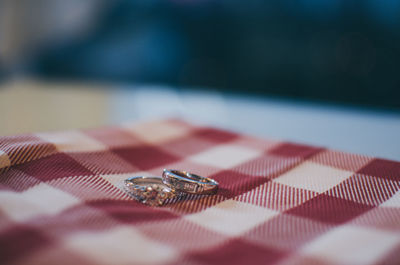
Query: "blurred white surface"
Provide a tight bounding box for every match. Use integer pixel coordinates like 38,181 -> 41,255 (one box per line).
110,86 -> 400,161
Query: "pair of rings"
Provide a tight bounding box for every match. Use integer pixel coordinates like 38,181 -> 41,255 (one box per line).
124,169 -> 219,206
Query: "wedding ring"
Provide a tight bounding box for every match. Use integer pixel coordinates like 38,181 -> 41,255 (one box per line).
124,176 -> 177,206
162,169 -> 218,195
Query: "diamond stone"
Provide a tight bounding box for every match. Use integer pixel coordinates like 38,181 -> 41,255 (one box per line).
124,177 -> 175,207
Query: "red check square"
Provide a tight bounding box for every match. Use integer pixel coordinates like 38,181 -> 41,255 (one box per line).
15,153 -> 94,182
358,158 -> 400,181
287,194 -> 374,224
188,239 -> 285,265
112,145 -> 180,171
0,225 -> 51,265
268,142 -> 323,159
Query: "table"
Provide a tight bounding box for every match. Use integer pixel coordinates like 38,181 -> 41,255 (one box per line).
1,80 -> 399,161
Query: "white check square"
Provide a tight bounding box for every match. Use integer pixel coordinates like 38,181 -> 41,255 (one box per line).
185,199 -> 279,236
0,183 -> 80,221
37,131 -> 107,153
124,121 -> 190,144
0,150 -> 10,168
188,144 -> 262,169
64,226 -> 177,265
274,161 -> 353,193
302,225 -> 400,265
381,190 -> 400,208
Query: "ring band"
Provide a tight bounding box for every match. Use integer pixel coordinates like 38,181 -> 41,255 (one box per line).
162,169 -> 218,195
124,176 -> 177,206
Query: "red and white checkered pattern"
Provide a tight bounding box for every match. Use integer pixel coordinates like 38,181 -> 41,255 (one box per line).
0,119 -> 399,265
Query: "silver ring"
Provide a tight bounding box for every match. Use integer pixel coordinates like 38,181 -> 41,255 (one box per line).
162,169 -> 218,195
124,176 -> 177,206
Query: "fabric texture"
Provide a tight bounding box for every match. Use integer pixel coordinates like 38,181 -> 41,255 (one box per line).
0,119 -> 399,265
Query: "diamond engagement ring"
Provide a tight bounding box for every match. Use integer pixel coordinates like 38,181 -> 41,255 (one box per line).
123,170 -> 219,206
124,176 -> 177,206
162,169 -> 219,195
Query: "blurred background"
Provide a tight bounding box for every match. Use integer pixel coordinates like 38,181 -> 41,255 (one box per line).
0,0 -> 399,159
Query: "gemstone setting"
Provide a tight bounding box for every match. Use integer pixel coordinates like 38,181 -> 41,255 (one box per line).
124,177 -> 176,207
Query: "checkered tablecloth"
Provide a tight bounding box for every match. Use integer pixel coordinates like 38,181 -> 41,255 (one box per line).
0,119 -> 399,265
